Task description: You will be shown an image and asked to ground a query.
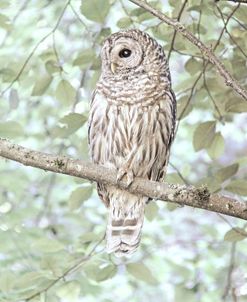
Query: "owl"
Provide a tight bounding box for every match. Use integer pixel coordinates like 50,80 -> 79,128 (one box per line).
88,29 -> 176,256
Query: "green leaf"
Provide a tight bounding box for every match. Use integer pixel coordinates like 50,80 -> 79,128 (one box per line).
137,12 -> 154,22
0,272 -> 15,294
0,14 -> 11,30
225,98 -> 247,113
14,271 -> 51,289
0,121 -> 24,138
45,60 -> 61,74
130,7 -> 146,16
235,9 -> 247,24
32,74 -> 52,96
94,265 -> 117,282
56,281 -> 81,301
73,49 -> 96,68
185,58 -> 202,75
225,180 -> 247,196
215,163 -> 239,183
33,238 -> 65,253
96,27 -> 112,44
85,263 -> 117,282
55,79 -> 76,105
207,132 -> 225,159
117,17 -> 132,29
145,202 -> 159,221
69,186 -> 93,210
126,263 -> 158,285
59,112 -> 87,134
80,0 -> 110,23
224,228 -> 247,242
193,121 -> 216,151
0,1 -> 9,9
51,112 -> 86,136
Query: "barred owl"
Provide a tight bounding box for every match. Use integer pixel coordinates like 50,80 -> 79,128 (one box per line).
88,29 -> 176,256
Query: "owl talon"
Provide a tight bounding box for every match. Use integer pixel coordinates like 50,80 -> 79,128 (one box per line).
117,169 -> 134,188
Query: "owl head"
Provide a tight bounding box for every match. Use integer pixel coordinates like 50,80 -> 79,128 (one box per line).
100,29 -> 166,76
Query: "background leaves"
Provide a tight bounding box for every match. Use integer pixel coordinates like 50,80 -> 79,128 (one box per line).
0,0 -> 246,301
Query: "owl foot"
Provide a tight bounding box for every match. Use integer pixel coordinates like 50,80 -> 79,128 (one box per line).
117,168 -> 134,188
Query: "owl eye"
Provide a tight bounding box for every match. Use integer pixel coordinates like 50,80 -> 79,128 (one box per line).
119,48 -> 132,58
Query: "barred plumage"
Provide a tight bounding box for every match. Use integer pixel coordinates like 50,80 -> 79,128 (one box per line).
88,29 -> 176,256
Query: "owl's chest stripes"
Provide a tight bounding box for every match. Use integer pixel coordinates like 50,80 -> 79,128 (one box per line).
89,88 -> 175,178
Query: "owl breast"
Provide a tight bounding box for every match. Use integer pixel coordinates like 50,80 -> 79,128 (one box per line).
88,87 -> 175,181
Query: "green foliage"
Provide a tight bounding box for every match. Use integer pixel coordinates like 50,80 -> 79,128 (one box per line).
126,262 -> 158,285
224,228 -> 247,242
0,0 -> 246,301
80,0 -> 111,23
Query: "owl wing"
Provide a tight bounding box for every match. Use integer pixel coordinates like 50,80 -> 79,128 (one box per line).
156,88 -> 176,182
88,90 -> 110,207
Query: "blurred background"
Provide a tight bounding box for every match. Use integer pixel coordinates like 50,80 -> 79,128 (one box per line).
0,0 -> 247,301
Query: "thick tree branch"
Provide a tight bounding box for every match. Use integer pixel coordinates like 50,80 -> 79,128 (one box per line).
128,0 -> 247,101
1,138 -> 247,221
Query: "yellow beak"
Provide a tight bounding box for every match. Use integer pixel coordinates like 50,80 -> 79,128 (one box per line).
110,62 -> 118,74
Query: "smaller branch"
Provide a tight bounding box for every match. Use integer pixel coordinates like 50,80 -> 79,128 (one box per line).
197,0 -> 203,39
173,49 -> 203,60
222,243 -> 237,300
128,0 -> 247,100
0,0 -> 31,48
120,0 -> 136,26
215,0 -> 247,3
167,0 -> 188,62
203,71 -> 224,122
69,3 -> 91,33
213,3 -> 240,51
169,162 -> 190,185
25,236 -> 105,301
216,6 -> 247,59
0,0 -> 71,97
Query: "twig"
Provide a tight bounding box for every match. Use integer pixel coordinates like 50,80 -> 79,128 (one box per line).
120,0 -> 136,26
216,6 -> 247,59
128,0 -> 247,100
176,3 -> 239,130
169,162 -> 190,185
222,243 -> 237,300
0,0 -> 31,48
1,138 -> 247,221
197,0 -> 203,39
167,0 -> 188,62
203,71 -> 224,122
25,236 -> 105,301
215,0 -> 247,3
69,2 -> 91,32
0,0 -> 71,97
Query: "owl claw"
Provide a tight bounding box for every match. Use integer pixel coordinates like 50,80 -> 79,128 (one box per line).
117,168 -> 134,188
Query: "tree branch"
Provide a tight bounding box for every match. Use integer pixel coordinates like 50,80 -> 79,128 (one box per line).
128,0 -> 247,101
1,138 -> 247,221
215,0 -> 247,3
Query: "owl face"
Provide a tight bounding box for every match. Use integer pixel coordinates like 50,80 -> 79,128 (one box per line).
101,30 -> 149,75
100,29 -> 166,79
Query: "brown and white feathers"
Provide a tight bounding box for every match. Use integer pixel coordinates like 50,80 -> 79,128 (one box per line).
88,29 -> 176,256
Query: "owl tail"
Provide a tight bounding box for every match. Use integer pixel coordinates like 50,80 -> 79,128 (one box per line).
106,190 -> 146,257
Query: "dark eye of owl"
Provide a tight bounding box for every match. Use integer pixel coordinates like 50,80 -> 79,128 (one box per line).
119,48 -> 132,58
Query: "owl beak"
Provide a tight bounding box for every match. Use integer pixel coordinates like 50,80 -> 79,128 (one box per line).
110,62 -> 118,74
